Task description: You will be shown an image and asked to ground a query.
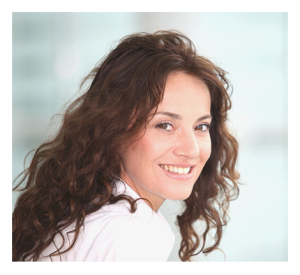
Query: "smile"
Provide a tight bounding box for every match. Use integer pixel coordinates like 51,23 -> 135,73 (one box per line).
159,164 -> 192,174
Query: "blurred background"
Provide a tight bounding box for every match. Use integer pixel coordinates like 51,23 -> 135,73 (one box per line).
12,12 -> 287,261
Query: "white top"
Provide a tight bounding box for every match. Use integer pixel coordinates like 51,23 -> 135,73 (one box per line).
37,180 -> 175,261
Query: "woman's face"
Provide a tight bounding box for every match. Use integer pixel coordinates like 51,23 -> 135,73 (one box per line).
120,72 -> 212,211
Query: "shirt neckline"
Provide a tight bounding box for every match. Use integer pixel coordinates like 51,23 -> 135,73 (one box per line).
114,178 -> 170,227
115,178 -> 143,201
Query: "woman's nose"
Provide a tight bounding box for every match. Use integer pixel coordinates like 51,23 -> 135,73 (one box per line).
173,130 -> 200,159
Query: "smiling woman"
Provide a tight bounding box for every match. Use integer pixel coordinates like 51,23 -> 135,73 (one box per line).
12,30 -> 240,262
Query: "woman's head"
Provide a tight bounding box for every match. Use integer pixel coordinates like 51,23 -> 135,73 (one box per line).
120,72 -> 212,211
13,30 -> 239,262
79,30 -> 232,184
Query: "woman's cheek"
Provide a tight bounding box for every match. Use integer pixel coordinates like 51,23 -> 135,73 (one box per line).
199,136 -> 212,162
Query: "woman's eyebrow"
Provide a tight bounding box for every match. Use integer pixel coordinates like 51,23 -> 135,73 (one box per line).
155,112 -> 212,122
195,114 -> 212,122
155,111 -> 182,120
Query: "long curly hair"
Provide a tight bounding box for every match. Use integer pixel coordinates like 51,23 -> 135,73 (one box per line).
12,30 -> 239,262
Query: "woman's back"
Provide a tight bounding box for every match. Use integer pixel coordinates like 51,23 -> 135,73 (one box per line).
37,180 -> 175,261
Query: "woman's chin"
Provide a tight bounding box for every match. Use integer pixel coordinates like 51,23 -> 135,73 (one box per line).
165,188 -> 193,201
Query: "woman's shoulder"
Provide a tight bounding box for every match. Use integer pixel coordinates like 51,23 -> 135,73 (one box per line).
84,181 -> 156,227
83,200 -> 160,242
38,180 -> 174,261
81,202 -> 174,261
38,202 -> 139,261
39,201 -> 174,262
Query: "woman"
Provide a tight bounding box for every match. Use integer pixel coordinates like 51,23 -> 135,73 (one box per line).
12,30 -> 239,261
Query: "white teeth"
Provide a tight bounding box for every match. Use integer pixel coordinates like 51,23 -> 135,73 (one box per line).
183,167 -> 190,174
160,165 -> 191,174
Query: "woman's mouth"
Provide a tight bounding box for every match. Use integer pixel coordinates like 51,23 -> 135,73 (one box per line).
159,164 -> 195,180
159,164 -> 195,179
159,164 -> 193,174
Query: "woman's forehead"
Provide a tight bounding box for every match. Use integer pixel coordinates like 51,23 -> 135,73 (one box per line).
156,72 -> 211,113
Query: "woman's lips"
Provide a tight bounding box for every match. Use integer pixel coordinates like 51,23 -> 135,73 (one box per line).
159,164 -> 195,180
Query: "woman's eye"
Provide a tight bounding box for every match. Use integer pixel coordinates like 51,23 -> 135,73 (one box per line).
195,124 -> 210,131
156,123 -> 173,131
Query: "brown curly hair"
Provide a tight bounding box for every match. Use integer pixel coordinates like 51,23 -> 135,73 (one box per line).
12,30 -> 239,262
